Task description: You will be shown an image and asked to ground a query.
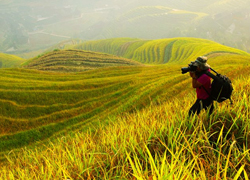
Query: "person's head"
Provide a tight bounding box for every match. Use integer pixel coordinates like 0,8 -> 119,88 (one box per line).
194,56 -> 210,71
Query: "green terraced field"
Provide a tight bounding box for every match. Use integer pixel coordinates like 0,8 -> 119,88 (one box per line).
1,37 -> 249,154
23,49 -> 143,72
0,65 -> 190,153
75,37 -> 249,64
0,37 -> 250,179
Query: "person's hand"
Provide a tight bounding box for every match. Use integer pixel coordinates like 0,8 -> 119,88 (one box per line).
189,72 -> 196,78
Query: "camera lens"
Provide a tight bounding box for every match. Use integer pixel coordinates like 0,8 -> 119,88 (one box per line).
181,67 -> 190,74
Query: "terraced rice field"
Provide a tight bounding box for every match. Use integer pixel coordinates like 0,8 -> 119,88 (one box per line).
0,54 -> 250,179
1,37 -> 250,156
0,64 -> 192,158
74,37 -> 249,64
23,49 -> 143,72
1,53 -> 249,160
0,36 -> 250,179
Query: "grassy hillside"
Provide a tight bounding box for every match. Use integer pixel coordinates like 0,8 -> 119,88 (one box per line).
0,37 -> 249,154
0,37 -> 250,179
75,37 -> 250,64
22,49 -> 143,72
0,53 -> 26,68
0,54 -> 250,179
0,65 -> 185,153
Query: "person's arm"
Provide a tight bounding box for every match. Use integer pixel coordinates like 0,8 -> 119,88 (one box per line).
189,72 -> 202,88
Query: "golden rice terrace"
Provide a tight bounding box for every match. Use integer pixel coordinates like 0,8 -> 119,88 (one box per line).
23,49 -> 143,72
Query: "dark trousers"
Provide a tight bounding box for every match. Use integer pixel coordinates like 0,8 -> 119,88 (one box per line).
189,98 -> 214,116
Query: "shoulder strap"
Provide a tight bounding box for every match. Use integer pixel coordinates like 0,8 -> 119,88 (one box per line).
201,85 -> 210,96
209,67 -> 219,75
204,68 -> 219,81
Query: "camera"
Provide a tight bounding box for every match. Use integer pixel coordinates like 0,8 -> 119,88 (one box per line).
181,62 -> 197,74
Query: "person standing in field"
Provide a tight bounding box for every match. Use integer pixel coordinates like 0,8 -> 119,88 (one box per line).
188,56 -> 214,116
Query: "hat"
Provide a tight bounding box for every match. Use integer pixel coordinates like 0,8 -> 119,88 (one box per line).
194,56 -> 210,70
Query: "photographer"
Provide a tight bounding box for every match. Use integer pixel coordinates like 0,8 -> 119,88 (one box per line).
183,56 -> 214,116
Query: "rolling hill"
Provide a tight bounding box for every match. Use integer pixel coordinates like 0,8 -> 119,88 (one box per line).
0,37 -> 250,179
74,37 -> 250,64
0,37 -> 249,153
0,53 -> 25,68
22,49 -> 143,72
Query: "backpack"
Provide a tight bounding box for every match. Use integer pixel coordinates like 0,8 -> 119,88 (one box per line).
203,68 -> 233,104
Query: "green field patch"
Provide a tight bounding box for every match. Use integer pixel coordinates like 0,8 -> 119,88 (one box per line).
0,53 -> 26,68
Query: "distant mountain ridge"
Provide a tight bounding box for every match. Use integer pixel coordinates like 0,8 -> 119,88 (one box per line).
1,0 -> 250,55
